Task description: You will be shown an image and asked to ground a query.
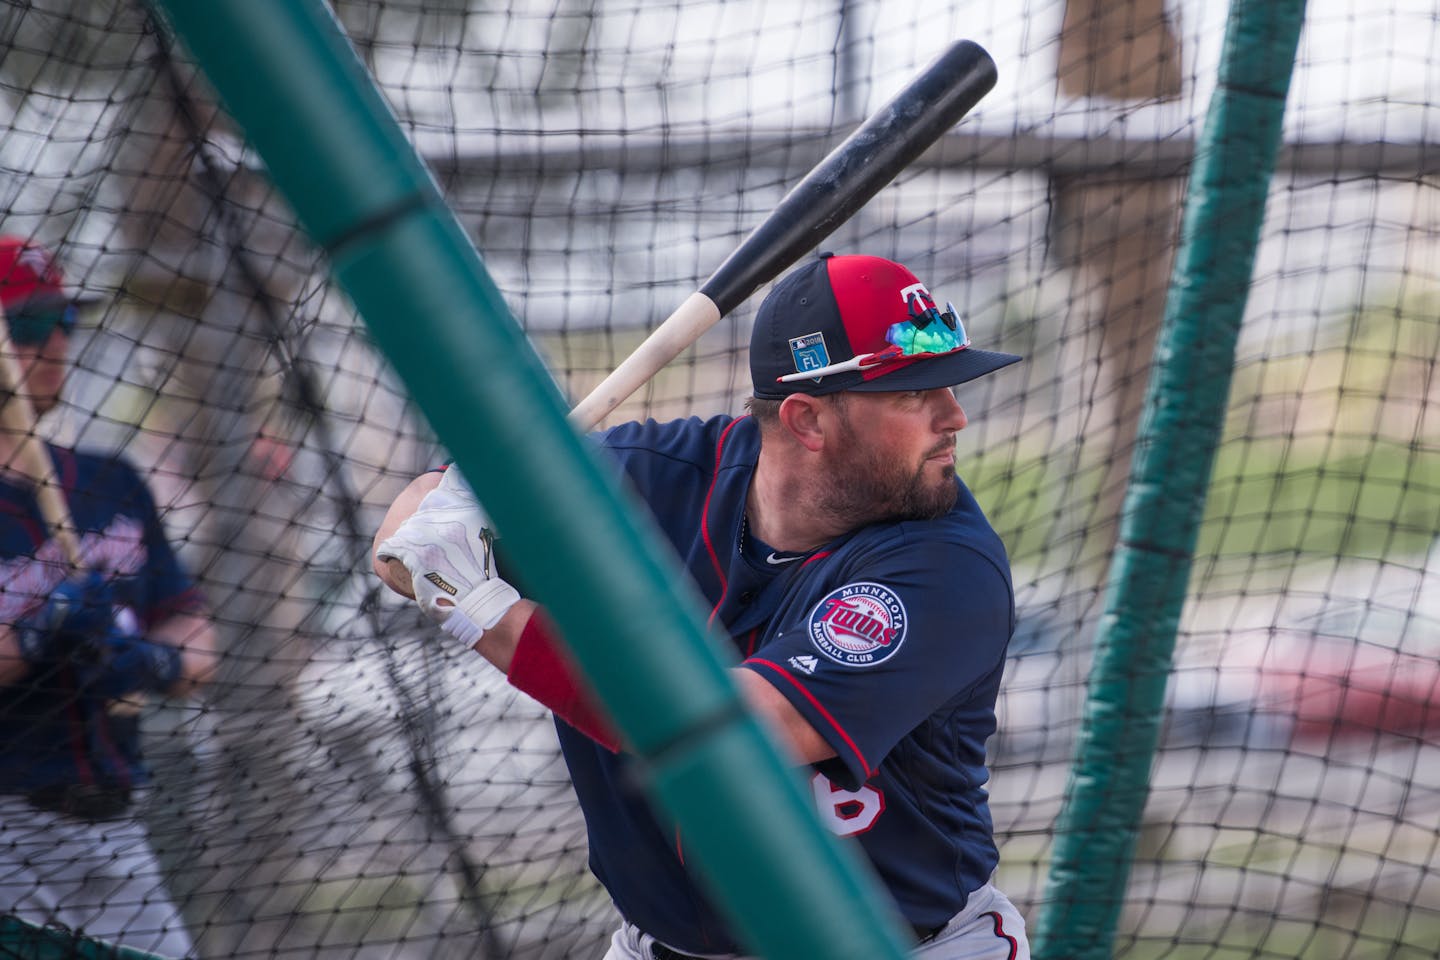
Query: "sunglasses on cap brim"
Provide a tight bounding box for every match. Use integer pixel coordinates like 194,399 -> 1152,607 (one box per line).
777,298 -> 970,383
5,303 -> 78,346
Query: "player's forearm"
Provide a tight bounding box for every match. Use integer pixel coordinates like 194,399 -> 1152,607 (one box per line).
500,605 -> 622,751
462,598 -> 536,672
733,668 -> 839,764
497,608 -> 833,762
462,599 -> 830,762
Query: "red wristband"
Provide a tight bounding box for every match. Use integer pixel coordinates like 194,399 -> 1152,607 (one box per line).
507,611 -> 621,753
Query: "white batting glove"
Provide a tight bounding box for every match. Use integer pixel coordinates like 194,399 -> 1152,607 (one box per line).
377,468 -> 521,651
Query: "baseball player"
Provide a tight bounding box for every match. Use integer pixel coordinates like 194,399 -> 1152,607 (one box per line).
0,236 -> 218,956
376,253 -> 1029,959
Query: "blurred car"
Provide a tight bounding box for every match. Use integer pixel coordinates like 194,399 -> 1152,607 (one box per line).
1166,571 -> 1440,750
999,559 -> 1440,757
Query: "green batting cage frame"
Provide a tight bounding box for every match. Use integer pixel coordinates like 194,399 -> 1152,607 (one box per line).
150,1 -> 913,958
2,0 -> 1438,958
1036,2 -> 1308,956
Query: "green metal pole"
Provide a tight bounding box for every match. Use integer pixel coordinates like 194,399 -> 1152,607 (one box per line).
1033,2 -> 1307,957
0,914 -> 159,960
146,2 -> 912,958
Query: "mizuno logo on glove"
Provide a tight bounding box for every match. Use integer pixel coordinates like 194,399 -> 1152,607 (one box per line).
424,572 -> 459,596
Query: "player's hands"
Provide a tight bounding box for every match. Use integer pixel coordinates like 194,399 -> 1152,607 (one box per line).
376,468 -> 521,650
16,571 -> 115,667
73,628 -> 183,700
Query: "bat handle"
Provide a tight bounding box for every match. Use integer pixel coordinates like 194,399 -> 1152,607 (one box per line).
382,293 -> 724,603
568,292 -> 723,432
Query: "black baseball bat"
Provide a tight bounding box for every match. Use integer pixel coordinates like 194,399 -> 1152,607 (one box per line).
569,39 -> 997,429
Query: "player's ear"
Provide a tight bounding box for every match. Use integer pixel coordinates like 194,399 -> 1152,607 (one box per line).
777,393 -> 827,452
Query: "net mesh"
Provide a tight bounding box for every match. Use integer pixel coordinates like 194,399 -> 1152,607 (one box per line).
1,1 -> 1437,957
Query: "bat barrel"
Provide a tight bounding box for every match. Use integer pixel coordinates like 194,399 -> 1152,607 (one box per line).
700,40 -> 997,315
569,39 -> 996,428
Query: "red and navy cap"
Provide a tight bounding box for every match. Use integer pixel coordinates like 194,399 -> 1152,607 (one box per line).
0,236 -> 75,311
749,253 -> 1021,398
0,236 -> 98,344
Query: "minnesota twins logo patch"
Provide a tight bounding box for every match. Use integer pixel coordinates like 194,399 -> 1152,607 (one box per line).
788,332 -> 830,377
807,582 -> 907,667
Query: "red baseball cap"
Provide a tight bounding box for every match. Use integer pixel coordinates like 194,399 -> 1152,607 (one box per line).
0,236 -> 74,309
750,253 -> 1021,398
0,236 -> 96,344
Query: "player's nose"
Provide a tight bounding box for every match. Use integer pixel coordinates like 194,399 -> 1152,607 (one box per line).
933,387 -> 967,432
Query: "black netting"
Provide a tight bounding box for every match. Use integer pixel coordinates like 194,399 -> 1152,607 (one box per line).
1,1 -> 1437,957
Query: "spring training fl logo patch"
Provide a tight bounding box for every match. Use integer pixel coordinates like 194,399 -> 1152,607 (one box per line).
788,332 -> 829,376
807,582 -> 907,667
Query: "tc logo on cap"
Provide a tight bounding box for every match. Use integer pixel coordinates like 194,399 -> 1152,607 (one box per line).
787,332 -> 830,376
900,281 -> 937,312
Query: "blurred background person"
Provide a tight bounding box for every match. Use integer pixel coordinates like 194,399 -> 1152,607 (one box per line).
0,235 -> 219,957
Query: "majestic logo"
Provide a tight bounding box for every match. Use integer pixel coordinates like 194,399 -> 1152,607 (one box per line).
807,582 -> 907,667
424,571 -> 459,596
788,332 -> 829,377
788,654 -> 818,675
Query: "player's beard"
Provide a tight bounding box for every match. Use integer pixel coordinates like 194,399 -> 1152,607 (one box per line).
813,413 -> 959,527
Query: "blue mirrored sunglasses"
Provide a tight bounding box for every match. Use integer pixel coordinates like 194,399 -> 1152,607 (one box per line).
777,297 -> 970,383
6,303 -> 77,346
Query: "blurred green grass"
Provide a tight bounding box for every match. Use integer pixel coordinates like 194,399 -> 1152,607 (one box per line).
964,436 -> 1440,570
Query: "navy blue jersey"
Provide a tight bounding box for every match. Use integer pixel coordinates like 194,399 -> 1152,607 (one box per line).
559,414 -> 1015,954
0,446 -> 205,792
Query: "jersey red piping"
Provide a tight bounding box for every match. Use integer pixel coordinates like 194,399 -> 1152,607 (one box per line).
746,657 -> 871,778
699,416 -> 746,626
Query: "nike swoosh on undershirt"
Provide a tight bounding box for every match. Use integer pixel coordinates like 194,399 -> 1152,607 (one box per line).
765,552 -> 803,565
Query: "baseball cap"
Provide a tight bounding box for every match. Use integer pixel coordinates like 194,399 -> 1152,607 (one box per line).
750,253 -> 1021,398
0,236 -> 93,345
